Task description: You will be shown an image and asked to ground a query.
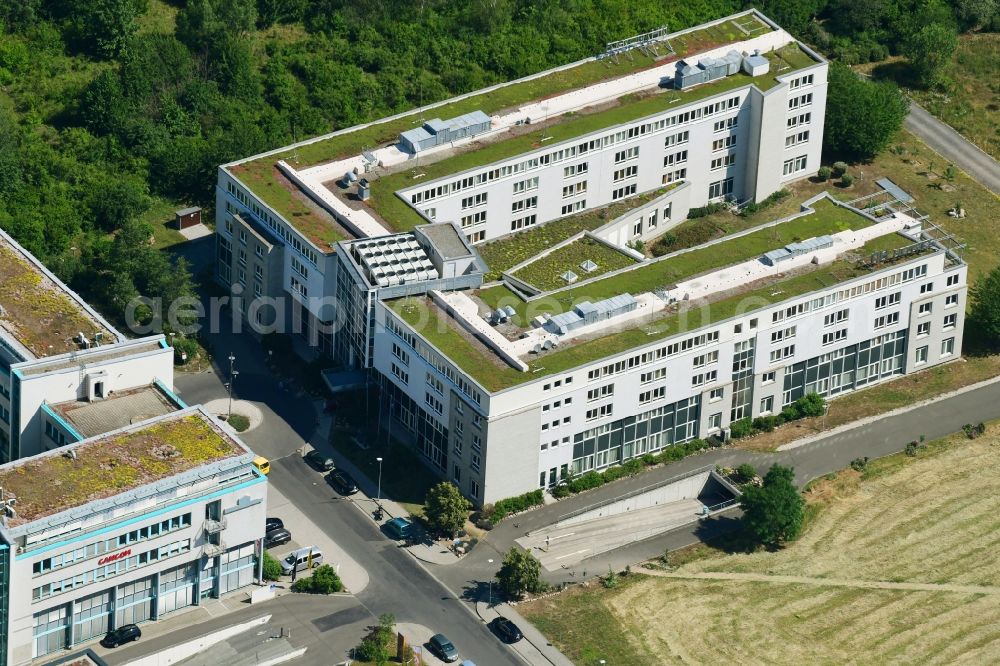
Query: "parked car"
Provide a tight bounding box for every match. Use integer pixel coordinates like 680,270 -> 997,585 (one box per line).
304,450 -> 335,472
264,527 -> 291,548
281,547 -> 324,575
101,624 -> 141,648
489,616 -> 523,643
383,517 -> 416,541
429,633 -> 459,662
265,517 -> 284,533
327,469 -> 358,495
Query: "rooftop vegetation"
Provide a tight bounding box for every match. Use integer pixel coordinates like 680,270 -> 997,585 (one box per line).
0,242 -> 113,359
480,197 -> 873,324
0,413 -> 240,527
478,185 -> 679,281
234,35 -> 815,241
511,237 -> 638,291
391,228 -> 920,392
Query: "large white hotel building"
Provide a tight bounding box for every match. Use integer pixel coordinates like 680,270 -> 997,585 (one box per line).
215,10 -> 966,504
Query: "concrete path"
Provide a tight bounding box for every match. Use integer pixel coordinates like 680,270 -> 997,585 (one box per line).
516,498 -> 705,571
265,484 -> 370,594
905,102 -> 1000,196
634,566 -> 1000,596
200,398 -> 264,432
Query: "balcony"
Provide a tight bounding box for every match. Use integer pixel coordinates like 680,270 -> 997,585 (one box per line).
202,541 -> 226,558
203,517 -> 227,535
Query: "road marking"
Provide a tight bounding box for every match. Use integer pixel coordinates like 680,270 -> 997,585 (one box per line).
546,532 -> 575,542
554,549 -> 590,561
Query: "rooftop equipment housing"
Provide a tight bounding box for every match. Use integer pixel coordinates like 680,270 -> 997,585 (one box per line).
399,111 -> 492,154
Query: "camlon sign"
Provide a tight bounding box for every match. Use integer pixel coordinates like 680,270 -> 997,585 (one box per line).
98,549 -> 132,566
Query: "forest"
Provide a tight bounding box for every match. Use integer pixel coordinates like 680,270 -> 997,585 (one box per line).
0,0 -> 996,329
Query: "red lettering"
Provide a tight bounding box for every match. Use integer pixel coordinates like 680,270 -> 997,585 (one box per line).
98,549 -> 132,566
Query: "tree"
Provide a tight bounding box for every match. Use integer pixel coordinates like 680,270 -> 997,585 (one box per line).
71,0 -> 147,59
355,614 -> 394,666
823,62 -> 909,161
261,551 -> 283,580
740,464 -> 805,548
424,482 -> 471,537
903,23 -> 958,89
970,264 -> 1000,347
496,547 -> 545,599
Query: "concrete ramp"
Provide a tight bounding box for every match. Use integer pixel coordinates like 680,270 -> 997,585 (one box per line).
517,466 -> 739,571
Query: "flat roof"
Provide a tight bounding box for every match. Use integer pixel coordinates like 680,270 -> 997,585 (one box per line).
387,200 -> 928,392
18,338 -> 166,377
418,223 -> 473,259
0,233 -> 118,361
0,410 -> 245,527
225,11 -> 819,247
52,384 -> 182,439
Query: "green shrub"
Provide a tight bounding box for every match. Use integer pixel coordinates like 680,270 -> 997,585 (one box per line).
817,165 -> 832,181
688,202 -> 727,218
291,564 -> 343,594
840,173 -> 855,187
492,489 -> 544,520
850,456 -> 869,472
905,441 -> 920,456
832,161 -> 849,178
962,423 -> 986,439
729,417 -> 754,439
171,336 -> 199,364
739,189 -> 789,217
734,463 -> 758,484
262,552 -> 283,581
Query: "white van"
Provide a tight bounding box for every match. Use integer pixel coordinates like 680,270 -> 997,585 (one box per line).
281,546 -> 323,575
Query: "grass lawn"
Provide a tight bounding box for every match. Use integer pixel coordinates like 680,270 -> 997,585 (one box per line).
521,424 -> 1000,664
139,196 -> 195,251
480,196 -> 873,326
137,0 -> 178,35
326,389 -> 440,508
510,238 -> 638,291
478,186 -> 676,281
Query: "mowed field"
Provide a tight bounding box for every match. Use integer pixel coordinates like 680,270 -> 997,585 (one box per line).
521,427 -> 1000,665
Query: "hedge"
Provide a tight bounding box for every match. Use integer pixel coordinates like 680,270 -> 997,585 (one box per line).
491,489 -> 545,520
553,437 -> 719,498
729,393 -> 826,441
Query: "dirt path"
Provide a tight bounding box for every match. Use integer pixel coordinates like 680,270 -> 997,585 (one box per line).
635,565 -> 1000,596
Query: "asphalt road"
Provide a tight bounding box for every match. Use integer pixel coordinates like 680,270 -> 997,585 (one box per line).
904,101 -> 1000,196
172,322 -> 521,666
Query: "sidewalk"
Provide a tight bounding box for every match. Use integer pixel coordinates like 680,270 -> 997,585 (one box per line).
476,601 -> 574,666
266,483 -> 369,593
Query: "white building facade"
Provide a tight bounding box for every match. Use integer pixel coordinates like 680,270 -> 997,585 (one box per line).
372,247 -> 965,504
0,409 -> 267,665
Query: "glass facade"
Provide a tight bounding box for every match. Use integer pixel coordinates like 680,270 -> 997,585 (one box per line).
571,396 -> 701,474
730,339 -> 755,421
382,377 -> 450,471
782,330 -> 907,405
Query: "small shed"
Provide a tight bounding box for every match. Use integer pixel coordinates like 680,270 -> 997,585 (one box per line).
175,207 -> 201,230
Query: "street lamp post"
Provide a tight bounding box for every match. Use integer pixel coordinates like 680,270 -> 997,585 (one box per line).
227,353 -> 239,419
376,457 -> 383,504
487,558 -> 494,607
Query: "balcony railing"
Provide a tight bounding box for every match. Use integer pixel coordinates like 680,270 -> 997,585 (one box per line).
203,517 -> 227,534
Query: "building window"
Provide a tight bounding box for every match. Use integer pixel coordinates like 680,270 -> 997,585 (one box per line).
916,322 -> 930,337
945,294 -> 959,308
941,337 -> 955,357
612,165 -> 638,182
710,154 -> 737,170
943,313 -> 957,330
915,345 -> 928,365
947,274 -> 960,287
612,183 -> 637,201
709,388 -> 724,402
708,413 -> 722,431
614,146 -> 639,163
918,302 -> 932,316
708,177 -> 733,199
782,154 -> 808,176
760,396 -> 774,414
562,181 -> 587,198
762,371 -> 776,384
561,200 -> 586,215
711,136 -> 737,151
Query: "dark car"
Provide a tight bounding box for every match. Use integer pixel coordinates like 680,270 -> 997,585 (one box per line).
101,624 -> 141,648
429,633 -> 459,662
489,616 -> 523,643
327,469 -> 358,495
265,517 -> 284,533
304,450 -> 335,472
264,527 -> 291,548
